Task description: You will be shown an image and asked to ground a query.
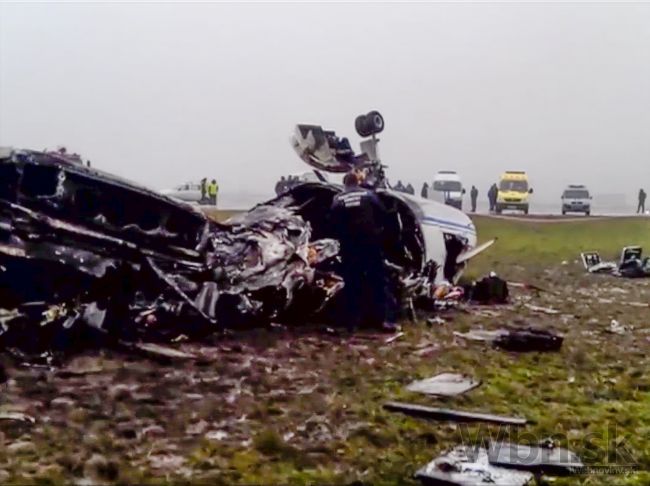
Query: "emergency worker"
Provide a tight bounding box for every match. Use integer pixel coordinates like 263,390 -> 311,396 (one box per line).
330,171 -> 399,333
200,178 -> 207,203
208,179 -> 219,206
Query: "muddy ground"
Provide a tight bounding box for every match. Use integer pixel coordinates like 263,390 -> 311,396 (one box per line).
0,218 -> 649,485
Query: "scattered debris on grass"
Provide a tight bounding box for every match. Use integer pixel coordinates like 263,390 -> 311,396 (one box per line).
606,319 -> 628,335
384,331 -> 405,344
0,411 -> 35,423
414,441 -> 584,485
523,303 -> 560,315
406,373 -> 481,397
383,401 -> 528,426
581,246 -> 650,277
466,273 -> 509,304
493,327 -> 564,352
454,327 -> 563,352
415,445 -> 534,486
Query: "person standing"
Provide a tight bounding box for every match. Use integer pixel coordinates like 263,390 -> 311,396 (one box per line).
470,185 -> 479,213
421,182 -> 429,199
394,180 -> 405,192
208,179 -> 219,206
638,188 -> 647,214
488,183 -> 498,212
275,176 -> 287,196
405,183 -> 415,195
330,172 -> 398,333
200,178 -> 208,203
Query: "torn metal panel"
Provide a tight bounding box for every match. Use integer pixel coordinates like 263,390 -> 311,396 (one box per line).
383,402 -> 527,426
415,446 -> 534,486
406,373 -> 481,397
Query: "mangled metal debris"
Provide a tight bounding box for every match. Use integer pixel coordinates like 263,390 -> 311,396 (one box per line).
0,137 -> 483,358
406,373 -> 481,397
0,148 -> 343,357
383,402 -> 527,426
415,446 -> 534,486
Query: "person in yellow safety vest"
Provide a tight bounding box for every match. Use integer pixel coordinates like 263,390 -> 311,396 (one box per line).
208,179 -> 219,206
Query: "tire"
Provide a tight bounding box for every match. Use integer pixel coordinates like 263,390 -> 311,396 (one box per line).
355,110 -> 385,137
562,210 -> 566,215
586,211 -> 590,216
366,111 -> 384,133
495,205 -> 502,215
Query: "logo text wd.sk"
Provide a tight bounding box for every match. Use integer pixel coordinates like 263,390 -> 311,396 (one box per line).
457,423 -> 641,474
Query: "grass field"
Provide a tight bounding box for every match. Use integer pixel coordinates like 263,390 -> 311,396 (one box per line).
0,216 -> 648,484
470,216 -> 650,276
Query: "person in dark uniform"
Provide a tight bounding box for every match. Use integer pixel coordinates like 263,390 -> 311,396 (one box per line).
275,176 -> 287,195
637,188 -> 646,214
470,185 -> 478,212
421,182 -> 429,199
330,172 -> 399,333
488,183 -> 498,212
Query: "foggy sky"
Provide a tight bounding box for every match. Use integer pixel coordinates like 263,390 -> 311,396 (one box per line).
1,2 -> 649,206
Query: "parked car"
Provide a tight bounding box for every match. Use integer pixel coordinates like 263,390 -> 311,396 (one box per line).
161,182 -> 204,203
561,185 -> 591,215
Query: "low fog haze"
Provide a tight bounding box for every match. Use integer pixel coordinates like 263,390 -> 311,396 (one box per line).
1,3 -> 649,208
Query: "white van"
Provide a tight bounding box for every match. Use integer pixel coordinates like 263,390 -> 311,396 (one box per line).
561,184 -> 591,216
431,171 -> 465,210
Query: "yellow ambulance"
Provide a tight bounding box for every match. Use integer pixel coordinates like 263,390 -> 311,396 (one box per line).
496,171 -> 533,214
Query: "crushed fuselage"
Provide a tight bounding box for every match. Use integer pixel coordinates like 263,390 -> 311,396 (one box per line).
0,149 -> 341,356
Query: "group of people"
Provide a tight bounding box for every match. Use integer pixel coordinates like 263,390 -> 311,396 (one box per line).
393,180 -> 415,195
275,175 -> 302,196
200,178 -> 219,206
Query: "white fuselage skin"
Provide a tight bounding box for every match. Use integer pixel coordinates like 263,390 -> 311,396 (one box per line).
384,190 -> 477,283
288,170 -> 478,284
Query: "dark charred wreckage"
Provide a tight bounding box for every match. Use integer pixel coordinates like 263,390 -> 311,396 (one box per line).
0,132 -> 474,358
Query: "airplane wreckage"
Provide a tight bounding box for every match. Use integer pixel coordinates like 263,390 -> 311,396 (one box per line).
0,112 -> 492,359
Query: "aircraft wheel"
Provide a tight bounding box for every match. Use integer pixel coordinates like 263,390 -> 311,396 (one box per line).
355,111 -> 385,137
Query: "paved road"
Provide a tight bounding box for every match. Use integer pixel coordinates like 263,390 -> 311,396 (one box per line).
473,213 -> 649,223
